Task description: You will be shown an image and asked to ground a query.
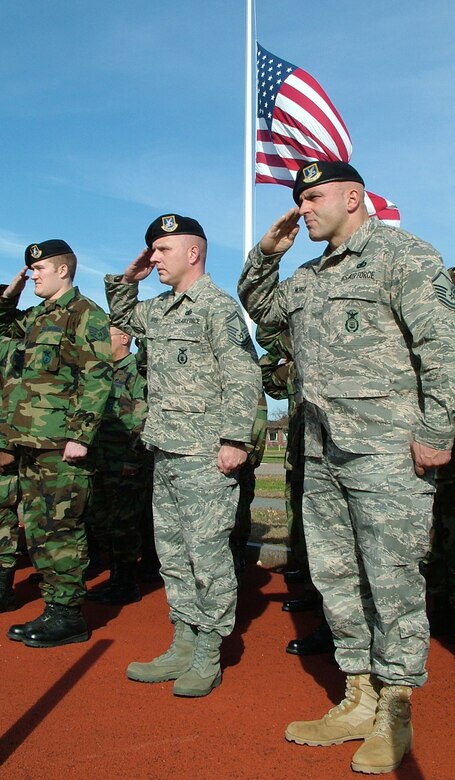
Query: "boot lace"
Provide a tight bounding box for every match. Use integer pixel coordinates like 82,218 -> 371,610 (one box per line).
328,678 -> 357,717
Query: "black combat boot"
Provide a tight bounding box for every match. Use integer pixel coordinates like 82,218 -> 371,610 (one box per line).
86,557 -> 120,601
0,567 -> 17,612
98,561 -> 141,605
8,603 -> 90,647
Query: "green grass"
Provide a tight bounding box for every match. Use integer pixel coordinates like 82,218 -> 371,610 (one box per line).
255,474 -> 285,498
262,450 -> 286,463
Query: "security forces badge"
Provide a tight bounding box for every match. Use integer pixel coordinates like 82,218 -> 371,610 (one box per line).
161,215 -> 179,233
30,245 -> 43,259
432,268 -> 455,310
301,163 -> 323,185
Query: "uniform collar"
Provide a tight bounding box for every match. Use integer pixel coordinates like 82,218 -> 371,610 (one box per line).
316,218 -> 379,270
164,273 -> 211,312
43,285 -> 78,310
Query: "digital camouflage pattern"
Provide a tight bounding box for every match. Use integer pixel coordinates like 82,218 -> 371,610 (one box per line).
105,273 -> 262,455
238,216 -> 455,686
105,272 -> 261,636
303,443 -> 433,686
0,287 -> 112,449
84,353 -> 148,563
239,217 -> 455,457
153,449 -> 239,636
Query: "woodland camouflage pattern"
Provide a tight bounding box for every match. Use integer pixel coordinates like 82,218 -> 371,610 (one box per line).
0,287 -> 112,449
0,336 -> 20,569
0,286 -> 112,606
105,273 -> 262,454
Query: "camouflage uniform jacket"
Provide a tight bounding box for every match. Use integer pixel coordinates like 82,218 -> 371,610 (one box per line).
0,335 -> 19,451
0,287 -> 112,450
105,273 -> 262,456
238,217 -> 455,456
96,352 -> 147,471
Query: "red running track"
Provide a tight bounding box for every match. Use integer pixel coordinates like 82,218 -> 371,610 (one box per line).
0,559 -> 454,780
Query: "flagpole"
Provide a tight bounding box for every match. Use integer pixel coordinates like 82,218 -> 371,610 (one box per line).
243,0 -> 255,333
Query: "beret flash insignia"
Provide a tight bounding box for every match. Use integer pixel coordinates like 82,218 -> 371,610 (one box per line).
301,163 -> 322,184
161,215 -> 179,233
30,245 -> 43,259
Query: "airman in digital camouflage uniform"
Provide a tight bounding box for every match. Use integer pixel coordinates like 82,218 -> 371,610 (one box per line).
84,325 -> 148,605
238,160 -> 455,774
0,240 -> 112,647
105,214 -> 261,698
0,284 -> 21,612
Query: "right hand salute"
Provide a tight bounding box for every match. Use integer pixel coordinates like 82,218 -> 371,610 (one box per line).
259,208 -> 301,256
121,248 -> 156,283
2,267 -> 29,298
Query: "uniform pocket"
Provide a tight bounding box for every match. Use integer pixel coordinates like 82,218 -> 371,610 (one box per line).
325,284 -> 382,347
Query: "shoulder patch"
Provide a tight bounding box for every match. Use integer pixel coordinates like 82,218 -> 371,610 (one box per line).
432,269 -> 455,310
226,311 -> 252,347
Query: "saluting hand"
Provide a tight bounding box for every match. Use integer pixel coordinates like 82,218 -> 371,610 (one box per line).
259,208 -> 300,256
121,248 -> 156,283
2,267 -> 29,298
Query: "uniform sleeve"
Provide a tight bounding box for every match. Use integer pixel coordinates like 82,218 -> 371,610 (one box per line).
390,243 -> 455,450
65,307 -> 113,446
104,275 -> 149,337
237,244 -> 291,331
208,301 -> 263,445
0,295 -> 31,339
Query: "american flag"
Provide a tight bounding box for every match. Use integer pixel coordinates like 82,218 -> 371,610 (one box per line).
256,43 -> 400,226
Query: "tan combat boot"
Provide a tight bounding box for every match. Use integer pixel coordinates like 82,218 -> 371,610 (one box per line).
173,630 -> 222,697
351,684 -> 412,774
126,620 -> 197,682
285,674 -> 380,746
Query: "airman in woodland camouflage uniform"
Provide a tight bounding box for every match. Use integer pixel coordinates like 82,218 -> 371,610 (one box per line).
84,326 -> 148,605
238,160 -> 455,774
105,214 -> 261,698
0,284 -> 21,612
0,239 -> 112,647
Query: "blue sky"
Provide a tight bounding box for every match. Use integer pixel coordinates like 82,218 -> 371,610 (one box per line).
1,0 -> 454,415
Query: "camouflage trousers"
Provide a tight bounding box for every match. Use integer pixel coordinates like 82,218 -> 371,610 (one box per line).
19,447 -> 93,607
153,449 -> 238,637
303,438 -> 434,687
84,468 -> 144,564
0,465 -> 20,569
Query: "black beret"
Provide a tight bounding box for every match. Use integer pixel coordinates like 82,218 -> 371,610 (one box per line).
145,214 -> 206,248
293,160 -> 365,205
24,239 -> 75,268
